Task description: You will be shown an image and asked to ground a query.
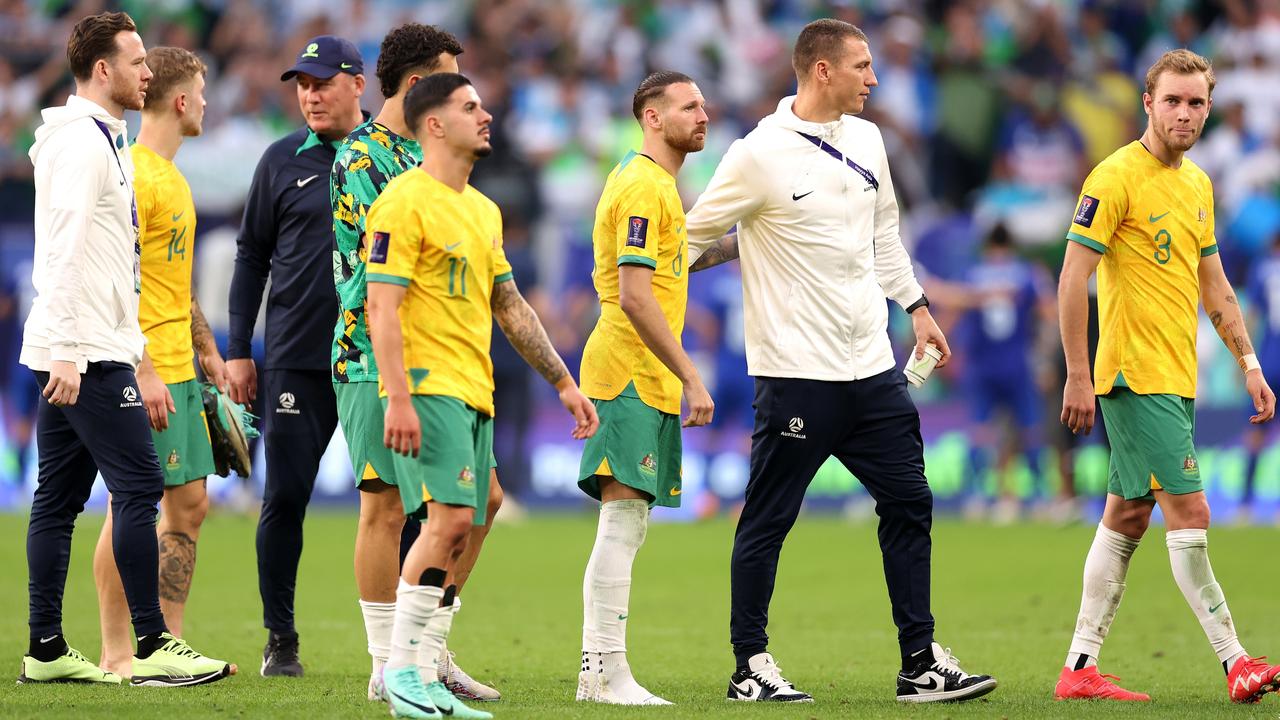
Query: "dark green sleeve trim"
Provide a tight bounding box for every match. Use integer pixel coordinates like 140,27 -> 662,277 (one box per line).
367,273 -> 410,287
617,254 -> 657,269
494,271 -> 514,284
1200,243 -> 1219,257
1066,232 -> 1107,254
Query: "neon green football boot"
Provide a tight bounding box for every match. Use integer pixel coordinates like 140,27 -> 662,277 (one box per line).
19,645 -> 122,684
425,680 -> 494,719
130,633 -> 232,687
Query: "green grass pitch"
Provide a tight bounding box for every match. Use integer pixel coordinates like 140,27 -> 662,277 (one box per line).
1,511 -> 1278,718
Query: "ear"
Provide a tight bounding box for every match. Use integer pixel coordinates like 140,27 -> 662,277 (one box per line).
813,59 -> 830,84
425,114 -> 445,138
405,74 -> 421,91
94,57 -> 111,84
174,91 -> 187,116
1142,92 -> 1153,116
353,73 -> 366,95
643,105 -> 662,131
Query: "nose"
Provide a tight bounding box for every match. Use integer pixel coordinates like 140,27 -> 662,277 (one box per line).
696,105 -> 709,124
480,108 -> 493,125
866,68 -> 878,87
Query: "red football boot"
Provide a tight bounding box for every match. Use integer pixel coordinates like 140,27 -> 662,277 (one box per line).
1228,655 -> 1280,703
1054,666 -> 1151,701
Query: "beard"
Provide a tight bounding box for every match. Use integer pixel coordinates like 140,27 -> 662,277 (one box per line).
664,126 -> 706,154
473,143 -> 493,159
110,75 -> 144,112
181,114 -> 203,138
1156,122 -> 1201,152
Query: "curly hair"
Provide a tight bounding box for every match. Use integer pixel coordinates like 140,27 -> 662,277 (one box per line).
376,23 -> 464,99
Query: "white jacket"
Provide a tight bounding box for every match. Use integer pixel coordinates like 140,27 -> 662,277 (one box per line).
687,96 -> 925,381
21,95 -> 145,373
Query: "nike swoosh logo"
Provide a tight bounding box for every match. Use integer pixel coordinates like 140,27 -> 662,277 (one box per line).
617,614 -> 627,620
670,487 -> 681,496
1210,601 -> 1225,613
39,636 -> 57,643
296,175 -> 320,188
791,191 -> 813,201
444,241 -> 462,251
388,688 -> 439,716
341,63 -> 353,69
904,675 -> 943,691
1149,211 -> 1170,223
171,212 -> 184,222
731,680 -> 756,699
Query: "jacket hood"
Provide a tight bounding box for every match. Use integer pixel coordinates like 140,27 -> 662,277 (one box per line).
29,95 -> 126,165
757,95 -> 845,142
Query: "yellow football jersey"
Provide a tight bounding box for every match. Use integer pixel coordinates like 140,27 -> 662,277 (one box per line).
364,168 -> 512,416
132,143 -> 197,384
580,151 -> 689,415
1066,140 -> 1217,398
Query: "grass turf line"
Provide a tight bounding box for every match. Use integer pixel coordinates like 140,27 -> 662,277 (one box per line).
0,511 -> 1277,718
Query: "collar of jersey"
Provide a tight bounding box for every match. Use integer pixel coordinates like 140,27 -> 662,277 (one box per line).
296,111 -> 371,155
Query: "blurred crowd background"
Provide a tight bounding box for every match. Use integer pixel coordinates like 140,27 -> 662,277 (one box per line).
1,0 -> 1279,523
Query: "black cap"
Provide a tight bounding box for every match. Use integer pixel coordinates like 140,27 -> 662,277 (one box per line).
281,35 -> 364,81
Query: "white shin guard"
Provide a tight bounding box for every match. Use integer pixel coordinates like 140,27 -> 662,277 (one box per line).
1067,523 -> 1140,662
1166,529 -> 1247,664
582,499 -> 649,654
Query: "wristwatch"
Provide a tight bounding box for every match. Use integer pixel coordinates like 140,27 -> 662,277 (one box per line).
905,295 -> 930,314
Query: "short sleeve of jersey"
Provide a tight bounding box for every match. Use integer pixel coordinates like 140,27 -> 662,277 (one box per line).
365,191 -> 421,287
1200,181 -> 1218,257
1066,166 -> 1127,254
613,178 -> 664,270
489,203 -> 513,284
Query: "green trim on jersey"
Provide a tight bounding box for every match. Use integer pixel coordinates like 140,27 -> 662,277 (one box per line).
1067,232 -> 1107,254
331,120 -> 422,384
618,254 -> 657,269
1201,243 -> 1219,257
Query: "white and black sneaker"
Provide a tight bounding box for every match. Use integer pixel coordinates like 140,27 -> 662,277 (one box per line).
896,642 -> 997,703
727,652 -> 813,702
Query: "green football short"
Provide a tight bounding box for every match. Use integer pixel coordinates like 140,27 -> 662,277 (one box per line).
384,395 -> 493,524
1099,386 -> 1202,500
578,384 -> 682,508
335,381 -> 399,488
153,379 -> 217,487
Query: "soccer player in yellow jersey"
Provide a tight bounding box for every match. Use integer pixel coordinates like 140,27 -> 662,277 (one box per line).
89,46 -> 232,682
1055,49 -> 1279,704
575,71 -> 711,706
364,72 -> 597,719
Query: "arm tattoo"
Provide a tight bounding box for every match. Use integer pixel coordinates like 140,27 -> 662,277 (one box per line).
491,280 -> 570,385
157,531 -> 197,604
191,298 -> 216,355
1227,295 -> 1239,305
689,233 -> 740,273
1210,310 -> 1224,328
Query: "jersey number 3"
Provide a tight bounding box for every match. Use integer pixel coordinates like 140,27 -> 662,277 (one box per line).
1154,229 -> 1172,265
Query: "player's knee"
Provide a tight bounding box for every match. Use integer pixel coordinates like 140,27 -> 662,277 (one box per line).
167,491 -> 209,534
485,478 -> 504,522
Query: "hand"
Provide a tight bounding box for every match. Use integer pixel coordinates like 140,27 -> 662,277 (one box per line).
682,378 -> 714,428
227,358 -> 257,408
137,364 -> 174,431
199,350 -> 230,393
383,395 -> 421,457
43,360 -> 81,407
1246,369 -> 1276,424
910,308 -> 951,368
1061,374 -> 1096,435
556,378 -> 599,440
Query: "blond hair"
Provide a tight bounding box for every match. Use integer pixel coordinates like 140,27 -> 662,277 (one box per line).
143,46 -> 206,111
1144,49 -> 1215,97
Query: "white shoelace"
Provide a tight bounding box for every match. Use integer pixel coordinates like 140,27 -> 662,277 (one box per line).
931,647 -> 969,680
757,661 -> 796,690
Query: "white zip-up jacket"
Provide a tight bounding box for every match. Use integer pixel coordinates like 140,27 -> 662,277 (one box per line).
687,96 -> 925,381
21,95 -> 144,373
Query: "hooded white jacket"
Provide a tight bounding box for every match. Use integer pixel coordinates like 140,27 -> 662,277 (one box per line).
21,95 -> 144,373
686,96 -> 925,381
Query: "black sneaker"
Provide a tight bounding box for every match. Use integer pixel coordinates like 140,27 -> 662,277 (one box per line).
896,642 -> 997,703
727,652 -> 813,702
261,632 -> 304,677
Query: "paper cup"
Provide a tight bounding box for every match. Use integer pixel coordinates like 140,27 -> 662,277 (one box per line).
904,343 -> 943,388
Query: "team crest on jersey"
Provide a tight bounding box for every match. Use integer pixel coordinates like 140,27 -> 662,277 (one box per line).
458,466 -> 475,487
370,232 -> 390,263
1199,207 -> 1207,223
166,449 -> 180,470
1183,453 -> 1199,474
626,216 -> 649,248
638,453 -> 657,476
1074,195 -> 1099,227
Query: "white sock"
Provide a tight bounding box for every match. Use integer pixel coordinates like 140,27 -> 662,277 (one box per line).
582,499 -> 648,654
359,599 -> 396,676
1066,523 -> 1140,666
420,596 -> 459,676
1166,529 -> 1247,665
1066,652 -> 1098,671
387,579 -> 443,671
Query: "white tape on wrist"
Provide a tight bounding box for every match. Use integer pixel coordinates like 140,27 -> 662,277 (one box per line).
1240,353 -> 1261,373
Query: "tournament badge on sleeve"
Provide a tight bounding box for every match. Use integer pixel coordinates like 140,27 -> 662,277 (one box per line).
201,383 -> 260,477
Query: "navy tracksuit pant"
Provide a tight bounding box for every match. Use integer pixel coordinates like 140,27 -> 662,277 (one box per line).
28,362 -> 166,639
731,369 -> 935,666
256,369 -> 421,634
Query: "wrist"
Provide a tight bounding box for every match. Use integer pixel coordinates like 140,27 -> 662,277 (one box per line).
553,374 -> 575,393
1239,353 -> 1261,374
905,294 -> 930,315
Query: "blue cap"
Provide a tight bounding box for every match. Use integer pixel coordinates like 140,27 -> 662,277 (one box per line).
281,35 -> 363,81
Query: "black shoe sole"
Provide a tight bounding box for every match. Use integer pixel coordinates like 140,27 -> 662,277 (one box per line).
897,677 -> 998,703
17,675 -> 122,685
